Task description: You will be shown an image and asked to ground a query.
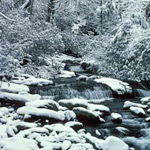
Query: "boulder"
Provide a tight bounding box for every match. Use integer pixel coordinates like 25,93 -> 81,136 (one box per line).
88,103 -> 110,116
26,100 -> 59,111
111,113 -> 122,124
73,107 -> 105,125
123,101 -> 147,109
17,107 -> 65,122
58,98 -> 88,110
94,77 -> 133,98
129,107 -> 146,117
65,121 -> 83,131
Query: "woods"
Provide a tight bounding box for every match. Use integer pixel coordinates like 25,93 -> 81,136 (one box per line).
0,0 -> 150,80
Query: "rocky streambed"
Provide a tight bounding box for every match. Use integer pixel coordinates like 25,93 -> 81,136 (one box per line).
0,53 -> 150,150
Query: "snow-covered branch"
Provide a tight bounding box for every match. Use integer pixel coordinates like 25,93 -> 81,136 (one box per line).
0,12 -> 15,21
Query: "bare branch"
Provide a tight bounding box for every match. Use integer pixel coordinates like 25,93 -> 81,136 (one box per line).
0,12 -> 15,21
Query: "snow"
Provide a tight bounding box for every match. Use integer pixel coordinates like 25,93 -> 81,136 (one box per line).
0,92 -> 33,103
94,77 -> 132,95
145,117 -> 150,122
26,99 -> 59,110
53,54 -> 81,62
116,127 -> 129,134
16,127 -> 49,137
111,113 -> 122,120
19,92 -> 41,101
58,98 -> 88,109
64,110 -> 76,121
65,121 -> 83,128
102,136 -> 129,150
17,107 -> 65,121
58,70 -> 76,78
123,101 -> 147,109
73,107 -> 105,123
88,103 -> 110,114
84,134 -> 129,150
51,124 -> 76,133
129,106 -> 146,116
12,77 -> 53,86
15,121 -> 38,128
0,125 -> 8,139
77,75 -> 89,81
0,137 -> 38,150
141,97 -> 150,103
0,82 -> 29,93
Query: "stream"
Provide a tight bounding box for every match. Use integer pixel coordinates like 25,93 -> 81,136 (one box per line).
30,54 -> 150,150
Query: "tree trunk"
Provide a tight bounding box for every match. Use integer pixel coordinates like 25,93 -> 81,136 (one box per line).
47,0 -> 55,23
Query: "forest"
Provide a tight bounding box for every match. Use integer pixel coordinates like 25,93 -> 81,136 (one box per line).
0,0 -> 150,150
0,0 -> 150,80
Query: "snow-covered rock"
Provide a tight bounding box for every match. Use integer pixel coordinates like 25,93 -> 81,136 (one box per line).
94,77 -> 132,96
0,137 -> 38,150
77,75 -> 88,81
26,100 -> 59,111
116,127 -> 129,135
123,101 -> 147,109
85,135 -> 129,150
111,113 -> 122,124
19,92 -> 41,101
88,103 -> 110,115
12,77 -> 53,86
15,121 -> 38,129
73,107 -> 105,124
141,97 -> 150,103
62,140 -> 71,150
102,136 -> 129,150
65,121 -> 83,131
0,92 -> 33,104
64,110 -> 76,121
58,70 -> 76,78
0,82 -> 29,93
17,107 -> 65,121
51,124 -> 76,133
0,125 -> 8,139
145,117 -> 150,122
58,98 -> 88,110
129,106 -> 146,117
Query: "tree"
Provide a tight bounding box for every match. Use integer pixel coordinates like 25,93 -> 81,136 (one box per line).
47,0 -> 55,23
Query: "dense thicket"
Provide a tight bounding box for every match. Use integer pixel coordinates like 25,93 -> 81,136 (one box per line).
0,0 -> 150,80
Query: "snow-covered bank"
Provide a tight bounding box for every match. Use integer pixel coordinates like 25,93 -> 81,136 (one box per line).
95,77 -> 133,97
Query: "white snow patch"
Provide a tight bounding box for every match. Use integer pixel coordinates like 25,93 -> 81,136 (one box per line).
95,77 -> 132,95
102,136 -> 129,150
58,70 -> 76,78
130,106 -> 146,116
116,127 -> 129,134
123,101 -> 147,109
26,99 -> 59,109
141,97 -> 150,103
17,107 -> 65,121
88,103 -> 110,113
0,82 -> 29,93
0,137 -> 38,150
111,113 -> 122,120
0,92 -> 33,103
58,98 -> 88,109
12,77 -> 53,86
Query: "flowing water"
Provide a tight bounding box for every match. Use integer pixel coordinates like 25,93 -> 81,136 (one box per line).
30,55 -> 150,150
